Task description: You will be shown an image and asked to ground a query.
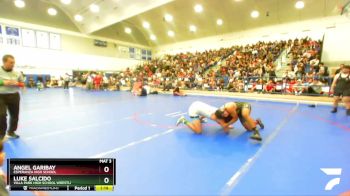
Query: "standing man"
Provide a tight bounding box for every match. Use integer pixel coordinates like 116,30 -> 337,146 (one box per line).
0,55 -> 24,139
93,73 -> 102,90
63,73 -> 70,89
331,65 -> 350,115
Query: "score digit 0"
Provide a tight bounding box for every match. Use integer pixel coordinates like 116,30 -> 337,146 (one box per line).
104,166 -> 109,173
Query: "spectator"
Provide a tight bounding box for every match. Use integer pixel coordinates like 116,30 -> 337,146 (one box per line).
282,67 -> 296,80
307,78 -> 324,96
293,79 -> 305,96
335,64 -> 344,75
263,80 -> 276,93
163,78 -> 172,91
295,66 -> 305,79
86,73 -> 93,90
28,76 -> 35,88
318,62 -> 330,84
249,79 -> 264,93
63,73 -> 70,89
103,74 -> 109,90
94,73 -> 102,90
173,85 -> 186,96
37,76 -> 44,91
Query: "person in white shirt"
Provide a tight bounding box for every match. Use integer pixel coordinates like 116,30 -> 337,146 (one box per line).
103,74 -> 109,90
63,73 -> 70,89
309,58 -> 320,67
0,55 -> 24,139
86,74 -> 93,90
282,68 -> 296,80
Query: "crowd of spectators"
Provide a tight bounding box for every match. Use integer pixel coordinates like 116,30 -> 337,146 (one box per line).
24,37 -> 334,97
115,37 -> 330,96
23,73 -> 76,90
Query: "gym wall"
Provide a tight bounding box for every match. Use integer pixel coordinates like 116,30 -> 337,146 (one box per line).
0,18 -> 150,77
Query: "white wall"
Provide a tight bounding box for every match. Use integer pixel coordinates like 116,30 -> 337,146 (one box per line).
0,18 -> 149,77
0,45 -> 142,77
322,21 -> 350,66
0,18 -> 150,50
2,14 -> 350,77
154,16 -> 350,68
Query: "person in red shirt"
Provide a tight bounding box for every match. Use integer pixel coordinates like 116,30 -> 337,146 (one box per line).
132,80 -> 142,96
93,73 -> 102,90
263,80 -> 276,93
286,79 -> 297,94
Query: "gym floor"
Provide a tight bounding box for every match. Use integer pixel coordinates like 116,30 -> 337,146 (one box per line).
4,88 -> 350,196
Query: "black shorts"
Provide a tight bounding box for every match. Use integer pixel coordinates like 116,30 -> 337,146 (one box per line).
237,103 -> 252,124
139,88 -> 147,96
334,89 -> 350,97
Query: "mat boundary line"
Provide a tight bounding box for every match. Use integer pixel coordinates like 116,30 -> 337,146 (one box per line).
220,104 -> 299,195
89,128 -> 176,158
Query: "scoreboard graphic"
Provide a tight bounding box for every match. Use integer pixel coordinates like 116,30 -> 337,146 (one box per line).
7,158 -> 116,192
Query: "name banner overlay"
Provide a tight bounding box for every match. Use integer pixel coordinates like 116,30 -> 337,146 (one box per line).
7,158 -> 116,192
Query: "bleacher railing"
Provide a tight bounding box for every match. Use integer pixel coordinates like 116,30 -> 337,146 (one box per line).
144,76 -> 334,97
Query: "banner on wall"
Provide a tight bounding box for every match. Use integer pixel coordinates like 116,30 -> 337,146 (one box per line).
21,28 -> 36,47
49,33 -> 61,50
0,24 -> 61,50
129,47 -> 135,59
118,46 -> 129,54
128,47 -> 151,60
147,50 -> 152,60
141,49 -> 147,60
5,26 -> 21,46
36,31 -> 49,49
135,48 -> 141,60
6,26 -> 19,36
117,45 -> 129,58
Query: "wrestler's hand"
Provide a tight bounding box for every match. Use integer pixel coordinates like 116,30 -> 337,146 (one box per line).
223,125 -> 233,133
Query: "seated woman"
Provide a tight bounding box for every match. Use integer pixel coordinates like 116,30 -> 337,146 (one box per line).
293,79 -> 306,96
249,79 -> 264,93
263,79 -> 276,93
132,81 -> 142,95
173,86 -> 186,96
307,78 -> 324,96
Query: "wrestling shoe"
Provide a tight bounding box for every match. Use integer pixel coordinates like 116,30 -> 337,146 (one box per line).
176,116 -> 186,126
7,131 -> 20,139
331,108 -> 338,113
256,118 -> 265,129
250,131 -> 262,141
